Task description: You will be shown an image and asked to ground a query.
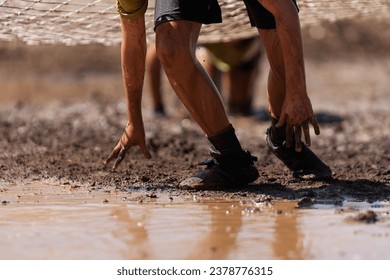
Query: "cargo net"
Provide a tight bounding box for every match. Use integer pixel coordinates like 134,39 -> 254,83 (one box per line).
0,0 -> 389,45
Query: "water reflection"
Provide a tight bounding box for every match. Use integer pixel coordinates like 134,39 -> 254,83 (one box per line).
186,204 -> 242,260
111,205 -> 150,259
272,202 -> 306,260
109,200 -> 307,260
1,191 -> 388,259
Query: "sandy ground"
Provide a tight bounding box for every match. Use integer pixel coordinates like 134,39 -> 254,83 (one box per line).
0,18 -> 389,205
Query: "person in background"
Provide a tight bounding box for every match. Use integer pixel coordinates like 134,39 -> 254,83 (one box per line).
146,36 -> 264,117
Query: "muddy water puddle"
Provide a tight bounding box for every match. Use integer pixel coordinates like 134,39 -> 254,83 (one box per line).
1,182 -> 390,260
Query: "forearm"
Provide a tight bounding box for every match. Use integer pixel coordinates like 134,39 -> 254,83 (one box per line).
104,15 -> 151,169
260,0 -> 307,96
120,16 -> 146,125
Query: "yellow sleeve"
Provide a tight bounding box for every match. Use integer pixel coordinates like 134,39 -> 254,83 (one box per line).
116,0 -> 148,20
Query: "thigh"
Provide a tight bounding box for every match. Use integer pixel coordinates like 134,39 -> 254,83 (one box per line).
154,0 -> 222,28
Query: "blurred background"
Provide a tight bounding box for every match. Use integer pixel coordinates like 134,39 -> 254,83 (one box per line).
0,17 -> 389,111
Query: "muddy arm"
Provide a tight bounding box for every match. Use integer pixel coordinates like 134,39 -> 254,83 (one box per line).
258,0 -> 320,151
105,17 -> 151,169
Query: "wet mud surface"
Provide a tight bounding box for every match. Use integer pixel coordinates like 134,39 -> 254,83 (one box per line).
0,58 -> 389,205
0,18 -> 389,205
1,181 -> 390,259
0,18 -> 389,260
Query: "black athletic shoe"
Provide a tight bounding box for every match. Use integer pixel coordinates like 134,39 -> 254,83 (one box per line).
179,147 -> 259,190
266,127 -> 332,180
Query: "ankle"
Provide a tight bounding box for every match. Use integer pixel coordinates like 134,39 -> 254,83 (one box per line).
208,124 -> 243,156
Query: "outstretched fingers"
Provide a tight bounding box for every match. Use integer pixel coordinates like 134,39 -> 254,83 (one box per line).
113,146 -> 127,170
104,144 -> 121,167
294,125 -> 302,152
310,116 -> 320,135
104,143 -> 127,170
302,121 -> 311,147
104,127 -> 152,170
278,115 -> 316,152
139,142 -> 152,159
295,117 -> 320,151
274,101 -> 320,151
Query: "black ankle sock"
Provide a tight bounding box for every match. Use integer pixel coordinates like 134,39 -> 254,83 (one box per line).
207,124 -> 243,155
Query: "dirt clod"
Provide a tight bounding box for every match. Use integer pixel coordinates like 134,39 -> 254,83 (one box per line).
348,210 -> 379,224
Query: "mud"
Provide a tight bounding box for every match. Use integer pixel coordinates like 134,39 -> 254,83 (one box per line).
1,18 -> 390,205
1,67 -> 389,204
1,181 -> 390,259
1,18 -> 390,260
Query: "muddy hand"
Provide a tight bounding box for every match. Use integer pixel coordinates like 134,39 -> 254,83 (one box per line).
276,95 -> 320,152
281,116 -> 320,152
104,123 -> 151,170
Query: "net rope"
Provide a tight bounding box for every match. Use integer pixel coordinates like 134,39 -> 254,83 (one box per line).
1,0 -> 389,45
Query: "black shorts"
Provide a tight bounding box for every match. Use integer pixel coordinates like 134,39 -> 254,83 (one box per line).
154,0 -> 222,28
243,0 -> 299,29
154,0 -> 299,30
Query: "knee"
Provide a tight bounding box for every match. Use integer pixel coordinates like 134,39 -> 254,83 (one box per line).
155,24 -> 193,69
155,31 -> 176,66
